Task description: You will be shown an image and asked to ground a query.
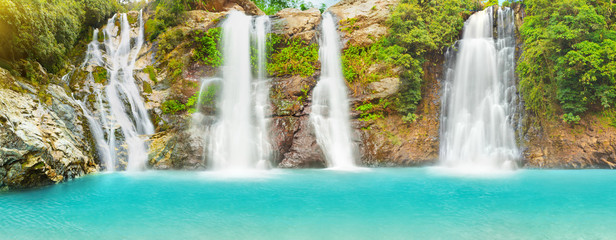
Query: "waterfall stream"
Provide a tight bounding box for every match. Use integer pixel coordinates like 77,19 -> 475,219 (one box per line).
81,10 -> 154,171
311,13 -> 357,169
207,11 -> 271,171
440,7 -> 520,171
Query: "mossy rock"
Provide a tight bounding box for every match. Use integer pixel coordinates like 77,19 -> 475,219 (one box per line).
92,66 -> 107,84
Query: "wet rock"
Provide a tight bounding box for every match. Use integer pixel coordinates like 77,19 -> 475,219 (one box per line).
148,120 -> 206,170
279,116 -> 326,168
269,117 -> 300,165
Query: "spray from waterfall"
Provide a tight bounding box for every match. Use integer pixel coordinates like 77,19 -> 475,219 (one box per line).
206,11 -> 271,171
440,6 -> 520,172
311,13 -> 357,169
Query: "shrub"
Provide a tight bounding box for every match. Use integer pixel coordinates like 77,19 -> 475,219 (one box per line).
193,27 -> 222,67
267,37 -> 319,77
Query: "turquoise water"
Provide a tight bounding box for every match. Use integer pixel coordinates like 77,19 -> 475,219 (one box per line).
1,168 -> 615,239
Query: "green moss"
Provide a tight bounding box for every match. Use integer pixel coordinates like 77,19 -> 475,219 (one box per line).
143,81 -> 152,94
168,59 -> 183,81
144,65 -> 158,84
157,29 -> 185,60
92,66 -> 107,84
340,18 -> 359,34
268,37 -> 319,77
192,28 -> 222,67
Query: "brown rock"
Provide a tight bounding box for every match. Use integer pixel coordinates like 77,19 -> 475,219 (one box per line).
273,8 -> 321,43
205,0 -> 265,15
279,116 -> 326,168
328,0 -> 399,46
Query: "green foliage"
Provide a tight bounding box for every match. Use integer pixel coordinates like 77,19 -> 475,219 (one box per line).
0,0 -> 119,73
144,65 -> 158,84
268,37 -> 319,77
168,59 -> 184,80
162,99 -> 186,114
355,99 -> 392,121
340,18 -> 359,34
341,41 -> 396,85
402,113 -> 418,123
157,29 -> 185,59
562,113 -> 581,124
251,0 -> 312,15
193,28 -> 222,67
163,84 -> 219,114
386,0 -> 476,115
518,0 -> 616,119
484,0 -> 499,8
92,66 -> 107,84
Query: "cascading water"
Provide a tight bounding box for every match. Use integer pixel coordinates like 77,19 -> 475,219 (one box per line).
207,11 -> 271,171
253,15 -> 272,169
311,13 -> 357,169
440,7 -> 520,171
81,10 -> 154,171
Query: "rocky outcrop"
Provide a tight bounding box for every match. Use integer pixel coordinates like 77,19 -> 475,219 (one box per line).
523,116 -> 616,169
205,0 -> 264,15
355,54 -> 442,167
328,0 -> 399,47
273,8 -> 322,43
0,68 -> 98,190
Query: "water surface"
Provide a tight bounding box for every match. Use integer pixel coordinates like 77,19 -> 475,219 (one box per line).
1,169 -> 615,239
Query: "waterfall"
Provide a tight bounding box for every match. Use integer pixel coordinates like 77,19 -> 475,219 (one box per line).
311,13 -> 357,169
77,99 -> 113,171
253,15 -> 272,169
440,7 -> 520,171
208,11 -> 271,171
81,10 -> 154,171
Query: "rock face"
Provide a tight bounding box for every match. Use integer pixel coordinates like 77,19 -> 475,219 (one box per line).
273,8 -> 322,43
523,118 -> 616,169
355,54 -> 442,167
328,0 -> 399,47
0,69 -> 98,190
205,0 -> 264,15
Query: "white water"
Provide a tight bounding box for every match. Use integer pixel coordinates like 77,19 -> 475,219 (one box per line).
77,99 -> 113,171
440,7 -> 519,171
253,15 -> 272,169
81,10 -> 154,171
311,13 -> 357,169
208,11 -> 271,171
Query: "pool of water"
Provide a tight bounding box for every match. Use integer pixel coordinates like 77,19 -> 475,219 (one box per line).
1,168 -> 615,239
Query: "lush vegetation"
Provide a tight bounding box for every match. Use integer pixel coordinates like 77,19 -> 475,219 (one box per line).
193,28 -> 222,67
251,0 -> 325,15
267,35 -> 319,77
0,0 -> 121,73
341,41 -> 398,85
518,0 -> 616,123
384,0 -> 480,116
162,84 -> 219,114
